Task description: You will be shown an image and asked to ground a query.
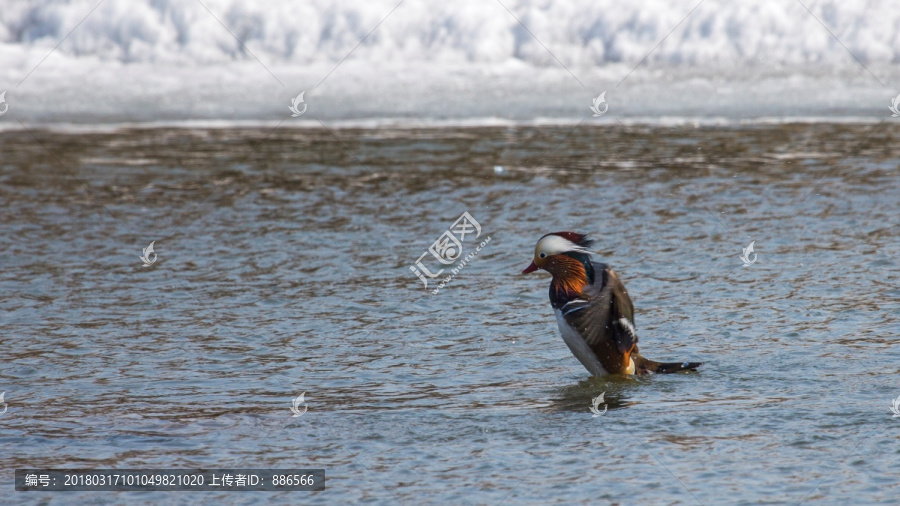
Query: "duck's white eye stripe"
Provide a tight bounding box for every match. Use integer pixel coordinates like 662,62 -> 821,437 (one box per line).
536,235 -> 592,256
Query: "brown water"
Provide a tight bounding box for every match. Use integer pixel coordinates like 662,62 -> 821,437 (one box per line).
1,123 -> 899,504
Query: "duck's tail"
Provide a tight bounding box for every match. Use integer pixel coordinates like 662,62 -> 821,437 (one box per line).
633,353 -> 702,375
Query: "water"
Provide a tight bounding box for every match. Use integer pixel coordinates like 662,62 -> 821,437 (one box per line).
1,123 -> 899,504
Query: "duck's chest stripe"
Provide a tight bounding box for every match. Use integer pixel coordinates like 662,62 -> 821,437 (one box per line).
561,299 -> 589,315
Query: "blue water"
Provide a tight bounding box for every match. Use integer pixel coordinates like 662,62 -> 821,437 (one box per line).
1,123 -> 898,504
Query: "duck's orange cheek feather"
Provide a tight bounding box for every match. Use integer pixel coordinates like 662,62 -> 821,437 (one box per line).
546,256 -> 589,294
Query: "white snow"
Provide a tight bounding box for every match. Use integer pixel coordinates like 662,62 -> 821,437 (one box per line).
0,0 -> 898,126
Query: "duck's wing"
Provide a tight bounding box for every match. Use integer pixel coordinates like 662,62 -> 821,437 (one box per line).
561,266 -> 638,358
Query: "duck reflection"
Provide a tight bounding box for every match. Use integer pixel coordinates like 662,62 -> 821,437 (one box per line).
549,375 -> 646,413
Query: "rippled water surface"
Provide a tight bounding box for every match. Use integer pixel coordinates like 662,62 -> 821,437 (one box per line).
1,123 -> 899,504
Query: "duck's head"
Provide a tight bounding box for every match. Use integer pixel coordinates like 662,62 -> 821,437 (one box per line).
522,232 -> 595,276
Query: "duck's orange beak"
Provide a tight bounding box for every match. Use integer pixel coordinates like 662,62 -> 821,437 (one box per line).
522,261 -> 538,274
